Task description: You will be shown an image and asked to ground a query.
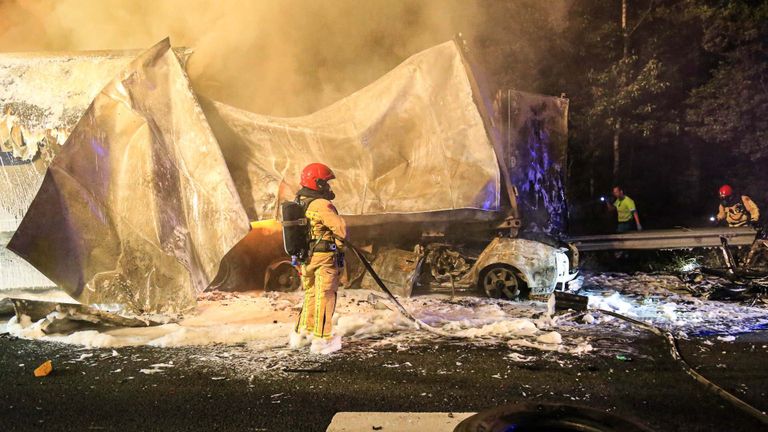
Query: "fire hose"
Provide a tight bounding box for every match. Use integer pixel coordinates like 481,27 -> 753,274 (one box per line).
598,309 -> 768,427
341,238 -> 459,338
341,237 -> 768,426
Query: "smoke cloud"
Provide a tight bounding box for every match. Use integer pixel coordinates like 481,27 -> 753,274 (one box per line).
0,0 -> 487,116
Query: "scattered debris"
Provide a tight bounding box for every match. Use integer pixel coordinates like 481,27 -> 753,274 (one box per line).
2,271 -> 766,382
139,363 -> 174,375
506,353 -> 536,362
33,360 -> 52,377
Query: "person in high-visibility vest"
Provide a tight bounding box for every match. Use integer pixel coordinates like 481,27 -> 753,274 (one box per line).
607,185 -> 643,233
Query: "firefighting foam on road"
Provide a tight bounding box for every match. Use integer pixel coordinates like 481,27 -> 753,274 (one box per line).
3,273 -> 765,355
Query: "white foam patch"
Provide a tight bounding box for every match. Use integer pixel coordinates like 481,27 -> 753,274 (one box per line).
537,331 -> 563,344
583,273 -> 768,336
6,272 -> 764,355
3,290 -> 588,354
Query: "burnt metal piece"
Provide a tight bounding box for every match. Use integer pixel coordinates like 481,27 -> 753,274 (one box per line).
9,298 -> 166,332
425,245 -> 472,281
553,291 -> 589,312
359,248 -> 423,297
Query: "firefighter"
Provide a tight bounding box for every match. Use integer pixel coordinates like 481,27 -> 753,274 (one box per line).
288,163 -> 347,354
715,184 -> 760,227
607,185 -> 643,233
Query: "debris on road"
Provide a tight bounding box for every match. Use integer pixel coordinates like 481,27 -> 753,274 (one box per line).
0,270 -> 765,383
139,363 -> 174,375
33,360 -> 52,377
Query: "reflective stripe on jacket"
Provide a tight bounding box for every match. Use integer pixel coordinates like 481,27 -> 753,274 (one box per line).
717,195 -> 760,227
305,198 -> 347,245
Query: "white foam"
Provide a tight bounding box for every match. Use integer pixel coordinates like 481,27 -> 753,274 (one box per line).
3,290 -> 587,355
583,273 -> 768,336
536,331 -> 562,344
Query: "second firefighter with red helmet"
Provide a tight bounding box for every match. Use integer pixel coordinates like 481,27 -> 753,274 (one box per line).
716,184 -> 760,227
288,163 -> 347,354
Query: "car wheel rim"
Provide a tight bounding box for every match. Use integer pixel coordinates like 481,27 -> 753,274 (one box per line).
268,264 -> 301,292
483,268 -> 519,299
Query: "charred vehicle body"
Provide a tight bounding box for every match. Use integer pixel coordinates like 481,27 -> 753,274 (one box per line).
1,38 -> 576,315
352,237 -> 579,301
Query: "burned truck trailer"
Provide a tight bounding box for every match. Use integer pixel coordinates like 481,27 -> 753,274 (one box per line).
1,39 -> 576,314
204,40 -> 576,300
339,89 -> 576,300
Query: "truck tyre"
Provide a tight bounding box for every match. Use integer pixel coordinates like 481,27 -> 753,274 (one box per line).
265,261 -> 301,292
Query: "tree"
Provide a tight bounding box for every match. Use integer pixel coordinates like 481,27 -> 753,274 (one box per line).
686,0 -> 768,163
586,0 -> 669,182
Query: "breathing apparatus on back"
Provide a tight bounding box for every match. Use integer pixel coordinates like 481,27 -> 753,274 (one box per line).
280,163 -> 337,264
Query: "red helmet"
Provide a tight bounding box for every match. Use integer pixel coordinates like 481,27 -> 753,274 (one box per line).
300,163 -> 336,191
719,184 -> 733,198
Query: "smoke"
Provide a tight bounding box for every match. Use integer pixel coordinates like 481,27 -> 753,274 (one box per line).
0,0 -> 486,116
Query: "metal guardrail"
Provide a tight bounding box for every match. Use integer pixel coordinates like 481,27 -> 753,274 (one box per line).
566,227 -> 758,251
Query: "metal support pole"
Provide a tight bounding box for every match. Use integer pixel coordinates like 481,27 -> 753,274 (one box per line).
719,236 -> 737,274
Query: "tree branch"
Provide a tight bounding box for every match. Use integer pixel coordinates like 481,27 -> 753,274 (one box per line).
629,0 -> 656,36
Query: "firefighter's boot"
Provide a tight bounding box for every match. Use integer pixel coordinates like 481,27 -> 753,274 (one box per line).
310,335 -> 342,355
288,328 -> 312,349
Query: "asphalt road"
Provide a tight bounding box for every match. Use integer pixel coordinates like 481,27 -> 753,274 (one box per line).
1,325 -> 767,432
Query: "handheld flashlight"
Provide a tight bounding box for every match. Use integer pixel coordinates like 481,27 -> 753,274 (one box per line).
600,196 -> 606,202
709,216 -> 716,222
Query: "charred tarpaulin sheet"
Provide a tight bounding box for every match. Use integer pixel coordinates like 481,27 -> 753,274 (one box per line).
8,39 -> 249,314
203,41 -> 502,221
494,90 -> 569,235
0,48 -> 191,290
0,47 -> 192,231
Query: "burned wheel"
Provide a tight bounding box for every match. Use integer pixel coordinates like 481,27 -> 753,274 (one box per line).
480,265 -> 527,300
265,262 -> 301,292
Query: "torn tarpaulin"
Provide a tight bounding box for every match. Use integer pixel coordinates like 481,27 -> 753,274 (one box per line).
7,39 -> 249,315
0,47 -> 193,231
203,41 -> 502,221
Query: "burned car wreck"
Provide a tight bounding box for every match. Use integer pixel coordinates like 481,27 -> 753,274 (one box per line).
354,237 -> 578,300
1,37 -> 576,316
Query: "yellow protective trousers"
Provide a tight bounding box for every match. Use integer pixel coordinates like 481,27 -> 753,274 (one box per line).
297,252 -> 340,339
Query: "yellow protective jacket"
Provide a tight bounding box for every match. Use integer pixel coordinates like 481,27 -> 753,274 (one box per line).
304,198 -> 347,246
717,195 -> 760,227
